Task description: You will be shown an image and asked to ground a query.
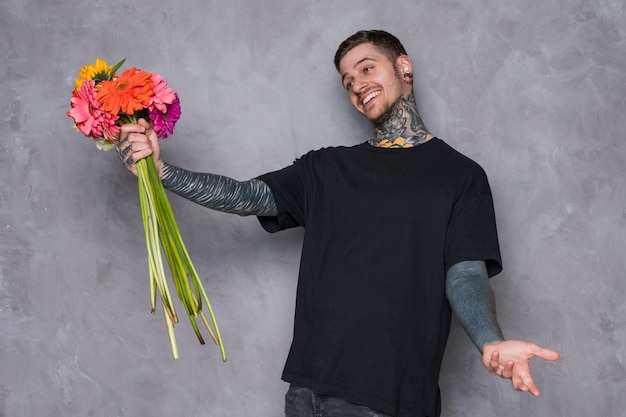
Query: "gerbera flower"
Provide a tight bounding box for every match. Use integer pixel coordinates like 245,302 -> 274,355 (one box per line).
67,59 -> 226,361
150,93 -> 181,138
68,79 -> 120,140
96,68 -> 154,115
74,58 -> 112,90
149,73 -> 176,114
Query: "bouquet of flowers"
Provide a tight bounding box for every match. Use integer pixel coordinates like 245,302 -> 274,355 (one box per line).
68,58 -> 226,361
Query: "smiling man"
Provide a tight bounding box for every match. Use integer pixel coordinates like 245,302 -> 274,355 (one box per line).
338,35 -> 432,149
118,30 -> 559,417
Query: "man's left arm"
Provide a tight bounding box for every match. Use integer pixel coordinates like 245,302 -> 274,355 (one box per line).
446,260 -> 560,396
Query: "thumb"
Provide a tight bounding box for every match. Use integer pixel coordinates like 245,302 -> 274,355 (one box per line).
533,346 -> 560,362
137,118 -> 151,129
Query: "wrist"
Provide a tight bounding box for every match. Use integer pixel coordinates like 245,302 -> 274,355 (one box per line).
159,160 -> 170,180
481,339 -> 505,353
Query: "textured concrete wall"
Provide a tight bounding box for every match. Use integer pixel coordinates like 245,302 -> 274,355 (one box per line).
1,0 -> 624,416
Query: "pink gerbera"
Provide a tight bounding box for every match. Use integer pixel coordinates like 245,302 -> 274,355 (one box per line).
148,73 -> 176,114
150,93 -> 181,138
68,79 -> 120,140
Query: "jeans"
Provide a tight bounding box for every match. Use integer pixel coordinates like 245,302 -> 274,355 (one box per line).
284,385 -> 392,417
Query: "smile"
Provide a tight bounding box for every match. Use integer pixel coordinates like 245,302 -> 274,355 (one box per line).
362,90 -> 380,106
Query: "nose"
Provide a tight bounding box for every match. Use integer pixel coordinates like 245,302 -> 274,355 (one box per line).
352,76 -> 367,94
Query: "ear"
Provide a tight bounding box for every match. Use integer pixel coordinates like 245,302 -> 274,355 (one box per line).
397,53 -> 413,76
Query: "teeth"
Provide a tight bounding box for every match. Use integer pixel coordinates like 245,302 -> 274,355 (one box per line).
363,91 -> 380,105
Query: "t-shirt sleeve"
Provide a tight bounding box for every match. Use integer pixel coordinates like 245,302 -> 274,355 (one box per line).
444,169 -> 503,278
255,159 -> 308,233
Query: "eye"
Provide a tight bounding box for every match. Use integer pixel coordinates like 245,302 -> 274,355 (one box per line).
344,80 -> 354,90
364,66 -> 373,73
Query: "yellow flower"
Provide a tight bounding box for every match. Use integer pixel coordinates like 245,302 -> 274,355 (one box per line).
74,58 -> 111,90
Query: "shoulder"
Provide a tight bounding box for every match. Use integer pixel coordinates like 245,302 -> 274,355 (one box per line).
433,138 -> 489,175
432,139 -> 480,164
294,144 -> 361,164
428,139 -> 495,200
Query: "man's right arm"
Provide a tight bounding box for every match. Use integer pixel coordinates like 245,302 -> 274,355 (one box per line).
160,162 -> 278,217
117,121 -> 278,217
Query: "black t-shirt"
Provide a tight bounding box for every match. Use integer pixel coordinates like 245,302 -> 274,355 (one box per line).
257,138 -> 502,417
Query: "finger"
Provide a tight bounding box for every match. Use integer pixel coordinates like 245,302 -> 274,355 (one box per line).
518,374 -> 540,396
488,351 -> 500,374
119,127 -> 145,148
137,117 -> 156,135
116,142 -> 130,161
533,347 -> 561,362
145,130 -> 161,162
120,123 -> 146,137
116,140 -> 136,168
513,378 -> 531,394
125,131 -> 151,145
116,136 -> 130,151
526,381 -> 540,397
138,118 -> 151,129
117,134 -> 153,165
501,360 -> 514,379
510,363 -> 541,396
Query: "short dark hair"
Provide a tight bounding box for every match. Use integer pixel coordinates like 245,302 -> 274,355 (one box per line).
334,30 -> 408,72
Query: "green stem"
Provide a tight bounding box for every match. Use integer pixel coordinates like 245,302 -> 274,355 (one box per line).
138,158 -> 177,322
125,113 -> 226,361
163,299 -> 179,360
146,158 -> 227,361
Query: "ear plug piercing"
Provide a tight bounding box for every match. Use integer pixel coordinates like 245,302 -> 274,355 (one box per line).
403,72 -> 413,79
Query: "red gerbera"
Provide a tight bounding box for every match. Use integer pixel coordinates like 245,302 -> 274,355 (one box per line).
95,68 -> 154,115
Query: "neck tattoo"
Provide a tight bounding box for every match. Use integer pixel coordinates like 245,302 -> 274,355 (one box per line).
368,92 -> 431,148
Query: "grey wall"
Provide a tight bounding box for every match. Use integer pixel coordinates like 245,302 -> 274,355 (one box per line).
1,0 -> 624,416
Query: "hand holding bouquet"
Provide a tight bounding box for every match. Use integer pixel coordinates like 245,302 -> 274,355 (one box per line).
68,58 -> 226,361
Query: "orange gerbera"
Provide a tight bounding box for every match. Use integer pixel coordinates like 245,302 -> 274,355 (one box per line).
95,68 -> 154,115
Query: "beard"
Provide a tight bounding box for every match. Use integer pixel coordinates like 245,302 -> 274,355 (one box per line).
371,97 -> 402,125
366,67 -> 403,123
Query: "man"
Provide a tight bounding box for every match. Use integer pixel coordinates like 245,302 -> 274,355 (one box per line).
119,30 -> 559,417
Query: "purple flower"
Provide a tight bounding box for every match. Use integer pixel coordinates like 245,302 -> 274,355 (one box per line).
150,93 -> 181,138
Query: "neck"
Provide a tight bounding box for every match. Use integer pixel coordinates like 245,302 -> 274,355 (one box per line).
368,92 -> 432,148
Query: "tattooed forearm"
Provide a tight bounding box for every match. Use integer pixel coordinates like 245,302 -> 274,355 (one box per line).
446,260 -> 504,352
161,163 -> 278,217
